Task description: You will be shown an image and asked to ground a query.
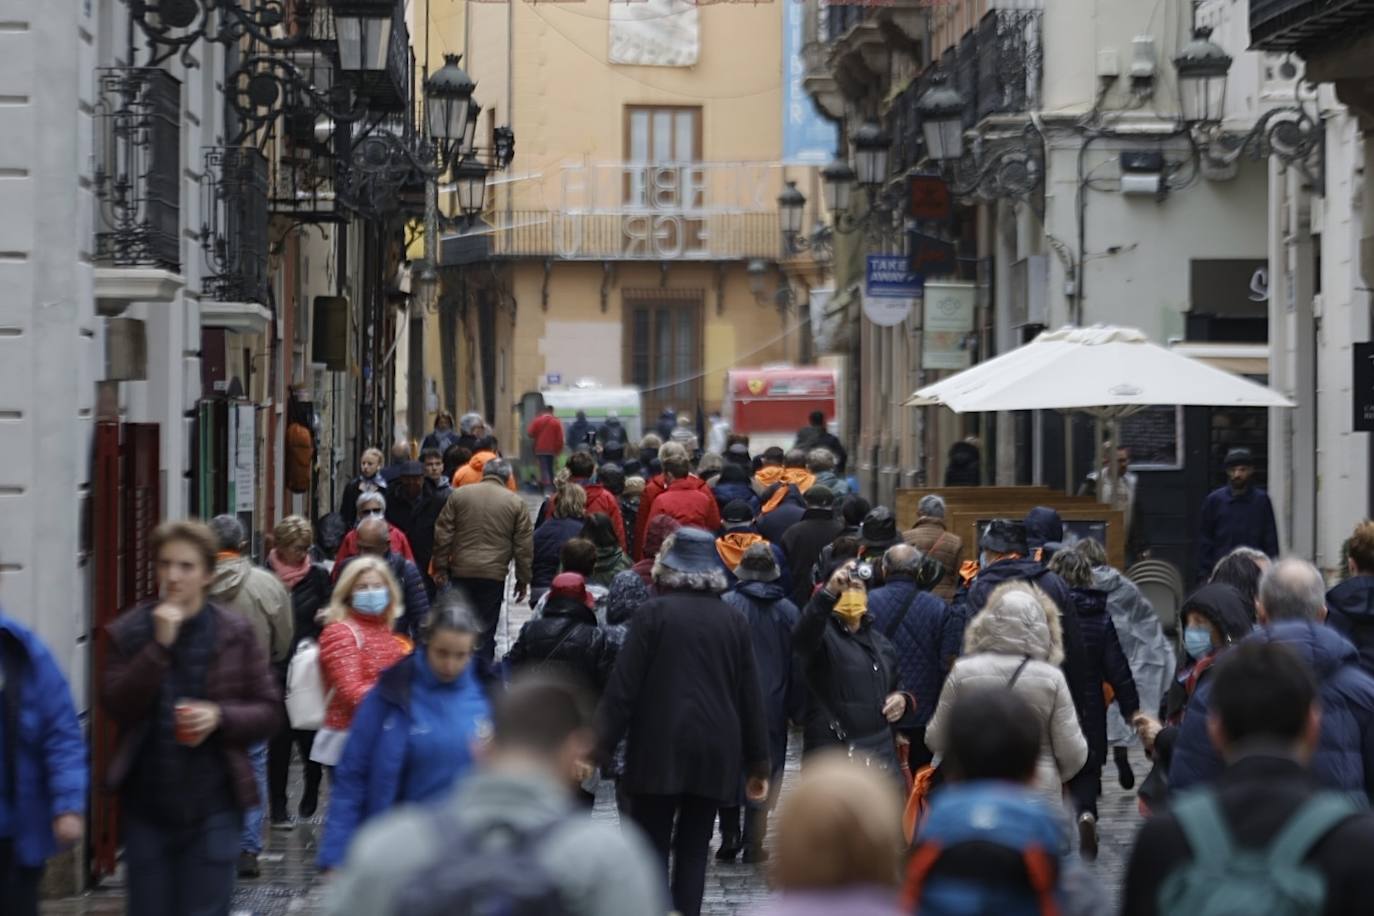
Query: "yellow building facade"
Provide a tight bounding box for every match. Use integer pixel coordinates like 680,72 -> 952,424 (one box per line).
419,0 -> 823,449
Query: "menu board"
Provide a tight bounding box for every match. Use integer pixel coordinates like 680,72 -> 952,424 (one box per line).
1119,406 -> 1183,470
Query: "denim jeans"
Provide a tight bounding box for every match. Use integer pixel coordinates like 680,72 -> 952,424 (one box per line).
536,453 -> 556,489
241,740 -> 268,853
124,809 -> 240,916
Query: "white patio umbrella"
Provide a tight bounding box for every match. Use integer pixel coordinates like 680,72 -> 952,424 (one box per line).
904,325 -> 1293,496
906,325 -> 1293,415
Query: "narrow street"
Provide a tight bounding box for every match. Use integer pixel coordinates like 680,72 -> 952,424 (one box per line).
45,497 -> 1147,915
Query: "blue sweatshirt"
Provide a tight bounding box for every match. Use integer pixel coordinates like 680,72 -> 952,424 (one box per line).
400,652 -> 489,803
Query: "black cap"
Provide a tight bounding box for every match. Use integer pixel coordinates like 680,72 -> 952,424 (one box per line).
1223,447 -> 1254,469
722,500 -> 755,526
805,484 -> 836,508
399,460 -> 424,477
980,519 -> 1029,555
860,507 -> 900,549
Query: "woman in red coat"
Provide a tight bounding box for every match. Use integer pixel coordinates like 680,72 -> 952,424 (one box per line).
310,556 -> 409,768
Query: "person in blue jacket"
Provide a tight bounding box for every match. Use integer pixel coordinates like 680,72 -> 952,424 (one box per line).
318,593 -> 493,871
1170,558 -> 1374,800
1197,448 -> 1280,580
0,607 -> 88,916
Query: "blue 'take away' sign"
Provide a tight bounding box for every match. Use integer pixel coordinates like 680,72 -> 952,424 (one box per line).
866,255 -> 924,298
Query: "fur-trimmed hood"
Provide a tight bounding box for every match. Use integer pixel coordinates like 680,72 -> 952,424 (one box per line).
962,580 -> 1064,665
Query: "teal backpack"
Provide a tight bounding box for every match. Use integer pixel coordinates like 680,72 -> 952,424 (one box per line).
1157,790 -> 1360,915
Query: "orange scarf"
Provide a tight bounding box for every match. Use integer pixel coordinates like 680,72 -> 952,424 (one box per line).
716,532 -> 766,570
782,468 -> 816,493
754,466 -> 785,487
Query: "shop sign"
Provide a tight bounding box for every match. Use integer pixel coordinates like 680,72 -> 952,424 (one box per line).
863,255 -> 921,327
1355,343 -> 1374,432
922,281 -> 976,370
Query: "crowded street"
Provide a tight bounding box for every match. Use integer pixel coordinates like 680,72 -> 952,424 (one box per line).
7,0 -> 1374,913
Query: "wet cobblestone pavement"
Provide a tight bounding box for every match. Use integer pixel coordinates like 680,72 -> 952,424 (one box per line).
45,497 -> 1145,913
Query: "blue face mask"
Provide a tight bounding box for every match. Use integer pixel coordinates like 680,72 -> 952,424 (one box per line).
351,587 -> 390,616
1183,625 -> 1214,661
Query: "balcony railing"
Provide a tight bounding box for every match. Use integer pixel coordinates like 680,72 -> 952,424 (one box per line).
94,67 -> 182,273
1251,0 -> 1374,51
202,147 -> 270,304
956,31 -> 979,130
975,8 -> 1042,121
489,211 -> 782,262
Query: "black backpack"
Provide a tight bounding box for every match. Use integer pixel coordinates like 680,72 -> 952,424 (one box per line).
392,812 -> 575,916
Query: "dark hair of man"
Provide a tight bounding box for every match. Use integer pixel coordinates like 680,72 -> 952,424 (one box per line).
491,674 -> 594,754
580,513 -> 619,550
420,447 -> 443,463
1211,640 -> 1316,746
474,435 -> 497,453
942,688 -> 1041,783
809,410 -> 825,427
829,535 -> 862,563
443,444 -> 472,477
785,449 -> 808,469
762,447 -> 786,465
598,463 -> 625,496
560,538 -> 598,577
567,451 -> 596,479
840,495 -> 872,529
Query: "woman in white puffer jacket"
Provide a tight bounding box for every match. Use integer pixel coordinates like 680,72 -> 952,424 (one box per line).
926,580 -> 1089,811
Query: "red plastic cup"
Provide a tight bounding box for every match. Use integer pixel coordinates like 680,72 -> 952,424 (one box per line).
174,701 -> 197,746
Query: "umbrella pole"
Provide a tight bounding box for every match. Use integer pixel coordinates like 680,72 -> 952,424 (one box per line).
1105,418 -> 1119,507
1094,416 -> 1104,499
1064,412 -> 1074,496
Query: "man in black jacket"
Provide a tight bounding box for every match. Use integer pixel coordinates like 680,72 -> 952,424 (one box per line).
792,410 -> 848,475
779,486 -> 844,607
384,461 -> 446,598
1123,640 -> 1374,915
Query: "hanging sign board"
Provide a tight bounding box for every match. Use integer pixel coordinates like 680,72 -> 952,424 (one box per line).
909,175 -> 953,222
863,255 -> 921,327
921,281 -> 976,370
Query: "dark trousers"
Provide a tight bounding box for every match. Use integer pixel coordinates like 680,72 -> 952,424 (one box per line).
1068,761 -> 1101,818
123,809 -> 240,916
536,453 -> 556,489
452,577 -> 507,663
0,839 -> 42,916
632,793 -> 718,916
268,723 -> 321,819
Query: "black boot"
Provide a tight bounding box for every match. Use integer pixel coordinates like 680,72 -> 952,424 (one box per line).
1114,746 -> 1135,790
742,808 -> 769,864
715,807 -> 742,862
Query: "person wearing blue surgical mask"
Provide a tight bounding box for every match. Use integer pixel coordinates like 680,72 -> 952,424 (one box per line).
309,558 -> 410,774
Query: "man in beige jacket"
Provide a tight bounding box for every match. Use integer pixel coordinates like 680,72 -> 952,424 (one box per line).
432,459 -> 534,663
206,514 -> 293,876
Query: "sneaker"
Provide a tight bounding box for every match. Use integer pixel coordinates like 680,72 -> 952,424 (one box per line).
270,816 -> 295,832
1077,812 -> 1099,862
238,851 -> 261,879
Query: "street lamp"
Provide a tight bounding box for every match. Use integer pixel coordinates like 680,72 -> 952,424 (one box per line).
462,97 -> 482,158
453,157 -> 489,218
747,259 -> 769,298
1173,27 -> 1232,126
851,122 -> 892,188
917,74 -> 966,162
777,180 -> 806,240
424,54 -> 476,149
334,0 -> 395,73
821,158 -> 855,214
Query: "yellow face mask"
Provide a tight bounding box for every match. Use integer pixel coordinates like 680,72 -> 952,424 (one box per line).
833,589 -> 868,627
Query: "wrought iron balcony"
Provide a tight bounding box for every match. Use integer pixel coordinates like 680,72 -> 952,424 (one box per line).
93,68 -> 182,273
956,31 -> 979,130
202,147 -> 270,305
975,7 -> 1042,122
1250,0 -> 1374,51
490,211 -> 782,262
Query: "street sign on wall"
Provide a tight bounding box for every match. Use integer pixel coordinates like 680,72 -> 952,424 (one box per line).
1355,342 -> 1374,432
909,176 -> 953,222
864,255 -> 922,327
782,0 -> 837,164
909,231 -> 959,278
